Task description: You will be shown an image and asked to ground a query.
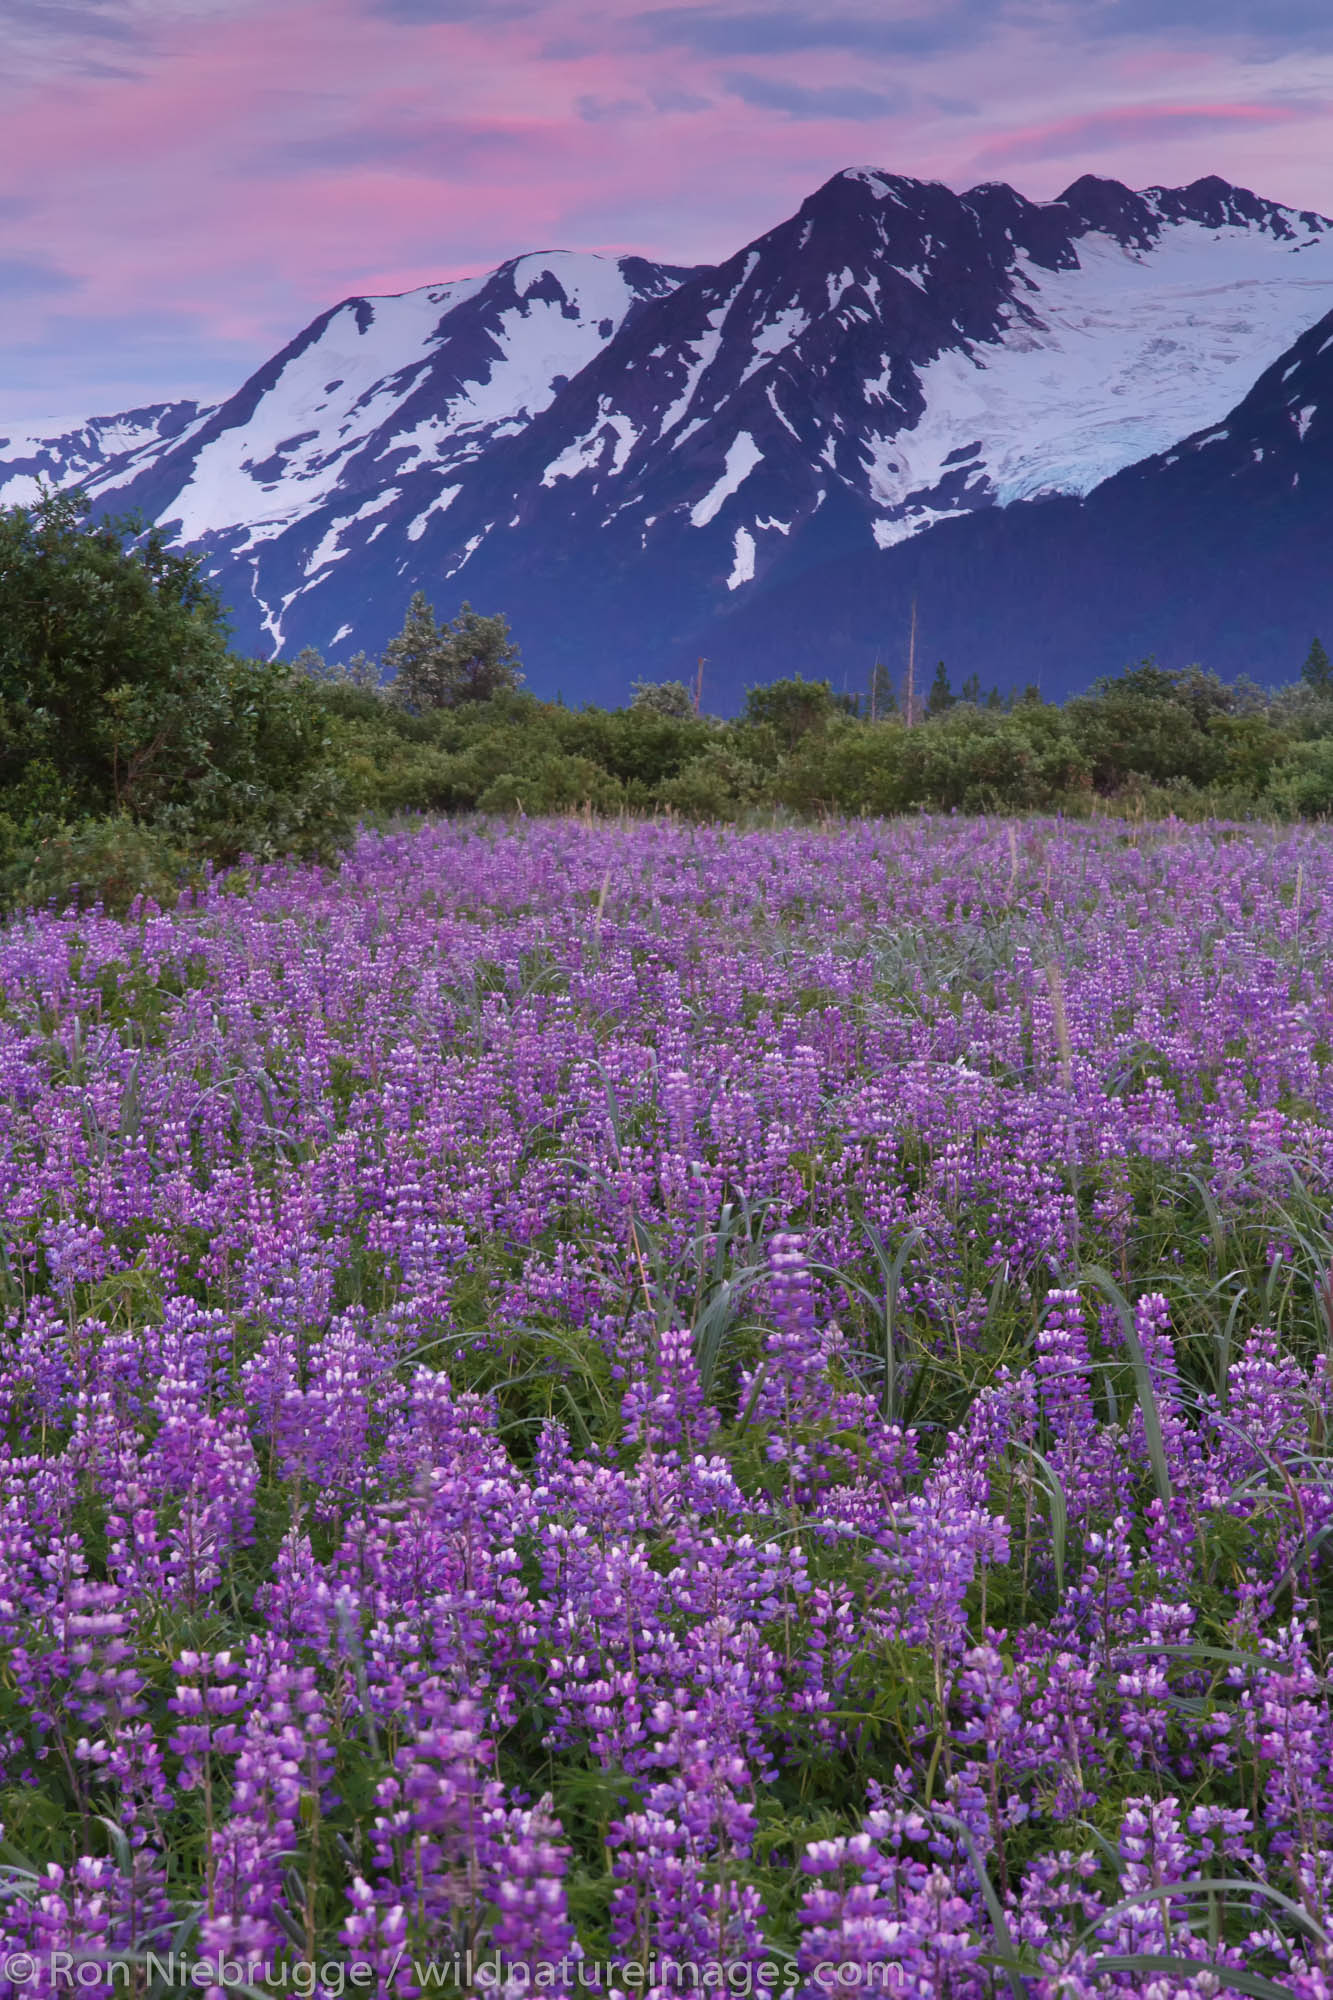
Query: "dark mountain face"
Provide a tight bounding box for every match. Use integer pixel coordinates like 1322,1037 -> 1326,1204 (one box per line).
55,249 -> 695,656
300,166 -> 1331,705
686,306 -> 1333,708
3,168 -> 1332,702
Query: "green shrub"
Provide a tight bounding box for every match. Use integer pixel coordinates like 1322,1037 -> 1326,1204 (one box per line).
0,489 -> 352,870
655,739 -> 768,818
0,487 -> 231,822
0,816 -> 199,917
905,704 -> 1090,811
339,738 -> 461,816
1065,662 -> 1242,792
781,707 -> 1090,815
742,675 -> 851,750
775,720 -> 909,814
476,753 -> 625,816
553,707 -> 717,790
148,655 -> 352,864
1206,710 -> 1291,794
1266,740 -> 1333,819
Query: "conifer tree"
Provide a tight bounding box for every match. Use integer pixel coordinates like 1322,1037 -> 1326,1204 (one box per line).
1302,637 -> 1333,693
867,660 -> 898,721
383,594 -> 523,712
342,651 -> 380,692
925,660 -> 956,717
629,679 -> 695,719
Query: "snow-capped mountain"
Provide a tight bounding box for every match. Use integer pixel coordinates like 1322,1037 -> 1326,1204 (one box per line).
473,169 -> 1333,561
3,249 -> 693,655
0,401 -> 208,513
5,168 -> 1333,703
700,299 -> 1333,697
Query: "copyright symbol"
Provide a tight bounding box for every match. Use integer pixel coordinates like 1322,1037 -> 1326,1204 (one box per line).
4,1957 -> 36,1986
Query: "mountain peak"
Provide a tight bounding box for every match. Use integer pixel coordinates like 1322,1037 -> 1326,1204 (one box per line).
831,166 -> 951,200
1056,171 -> 1135,203
835,166 -> 909,190
1184,172 -> 1245,199
1052,173 -> 1161,251
1163,173 -> 1295,234
1125,173 -> 1328,242
1045,171 -> 1333,255
7,160 -> 1333,698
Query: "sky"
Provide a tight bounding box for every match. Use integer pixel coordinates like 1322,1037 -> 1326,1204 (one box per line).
2,0 -> 1332,430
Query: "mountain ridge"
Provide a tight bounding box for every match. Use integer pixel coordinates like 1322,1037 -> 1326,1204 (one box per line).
3,167 -> 1331,703
687,299 -> 1333,702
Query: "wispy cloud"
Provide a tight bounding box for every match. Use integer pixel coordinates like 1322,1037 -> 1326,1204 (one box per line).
0,255 -> 80,298
1089,0 -> 1333,51
0,0 -> 139,40
1,0 -> 1332,425
633,3 -> 996,58
576,92 -> 643,121
973,98 -> 1318,167
723,69 -> 908,118
254,116 -> 527,175
648,84 -> 713,110
367,0 -> 540,19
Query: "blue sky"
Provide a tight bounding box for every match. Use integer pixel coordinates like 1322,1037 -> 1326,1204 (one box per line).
0,0 -> 1330,428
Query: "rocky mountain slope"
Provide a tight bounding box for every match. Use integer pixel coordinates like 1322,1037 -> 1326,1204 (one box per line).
4,169 -> 1331,704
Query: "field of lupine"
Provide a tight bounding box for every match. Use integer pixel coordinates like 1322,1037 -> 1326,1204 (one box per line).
3,813 -> 1333,1998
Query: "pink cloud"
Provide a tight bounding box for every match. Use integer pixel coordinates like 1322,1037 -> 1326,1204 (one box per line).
971,99 -> 1321,170
1,0 -> 1332,423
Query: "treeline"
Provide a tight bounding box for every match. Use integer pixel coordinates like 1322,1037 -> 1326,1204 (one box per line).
319,652 -> 1333,822
5,488 -> 1333,915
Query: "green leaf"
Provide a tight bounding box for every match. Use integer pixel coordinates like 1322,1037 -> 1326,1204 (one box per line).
1079,1263 -> 1173,1504
1090,1954 -> 1295,1999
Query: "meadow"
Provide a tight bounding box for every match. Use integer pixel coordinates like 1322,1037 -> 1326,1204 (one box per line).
1,811 -> 1332,1998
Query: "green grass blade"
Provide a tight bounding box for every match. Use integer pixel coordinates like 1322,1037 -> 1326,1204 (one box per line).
928,1809 -> 1025,2000
1080,1263 -> 1173,1505
1083,1875 -> 1328,1949
1089,1955 -> 1294,1999
1013,1443 -> 1068,1600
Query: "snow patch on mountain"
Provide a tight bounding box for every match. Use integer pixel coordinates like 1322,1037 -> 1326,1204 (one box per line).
0,401 -> 210,511
448,530 -> 488,579
406,485 -> 462,542
861,222 -> 1333,541
542,405 -> 640,485
691,433 -> 764,526
727,525 -> 756,588
740,307 -> 812,382
304,489 -> 402,579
